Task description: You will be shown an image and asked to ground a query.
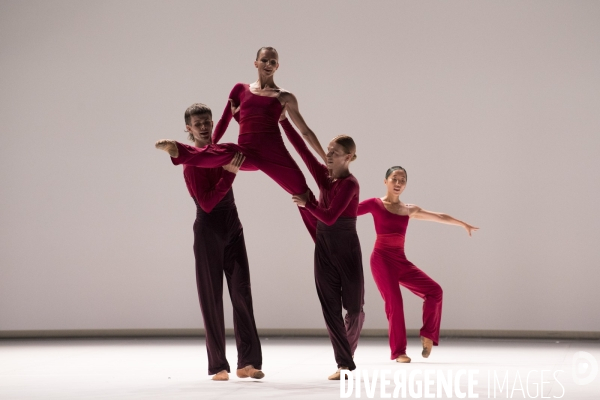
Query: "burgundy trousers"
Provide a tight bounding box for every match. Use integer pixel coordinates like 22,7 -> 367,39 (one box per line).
314,218 -> 365,371
193,197 -> 262,375
370,235 -> 443,359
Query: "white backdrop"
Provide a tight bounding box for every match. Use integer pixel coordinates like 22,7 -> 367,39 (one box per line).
1,0 -> 599,333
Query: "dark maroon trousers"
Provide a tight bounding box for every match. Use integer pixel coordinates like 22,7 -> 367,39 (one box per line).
193,192 -> 261,375
314,218 -> 365,371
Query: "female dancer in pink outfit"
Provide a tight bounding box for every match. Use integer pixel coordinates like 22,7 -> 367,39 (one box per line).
358,166 -> 478,363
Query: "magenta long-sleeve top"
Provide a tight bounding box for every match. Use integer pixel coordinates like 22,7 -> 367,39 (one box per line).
279,119 -> 359,225
183,161 -> 236,214
212,83 -> 282,144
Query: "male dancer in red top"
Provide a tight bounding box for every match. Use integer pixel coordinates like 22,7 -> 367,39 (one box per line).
174,103 -> 263,381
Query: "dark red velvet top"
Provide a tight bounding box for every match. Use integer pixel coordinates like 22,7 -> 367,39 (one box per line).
183,160 -> 236,214
279,119 -> 359,225
212,83 -> 283,143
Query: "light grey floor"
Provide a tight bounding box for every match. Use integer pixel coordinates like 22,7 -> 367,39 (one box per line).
1,337 -> 598,399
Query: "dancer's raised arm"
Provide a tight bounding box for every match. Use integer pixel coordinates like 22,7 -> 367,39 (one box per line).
279,113 -> 328,189
409,206 -> 479,236
211,100 -> 234,144
280,92 -> 327,163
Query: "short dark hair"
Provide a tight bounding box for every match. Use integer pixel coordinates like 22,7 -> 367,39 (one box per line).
333,135 -> 357,162
385,166 -> 407,180
184,103 -> 212,142
256,46 -> 279,60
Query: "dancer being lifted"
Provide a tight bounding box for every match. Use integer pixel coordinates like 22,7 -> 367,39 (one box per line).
279,111 -> 364,380
177,103 -> 264,381
358,166 -> 479,363
156,47 -> 325,240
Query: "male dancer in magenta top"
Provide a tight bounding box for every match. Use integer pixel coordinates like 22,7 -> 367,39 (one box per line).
358,166 -> 478,363
279,112 -> 365,380
156,47 -> 325,241
177,103 -> 264,381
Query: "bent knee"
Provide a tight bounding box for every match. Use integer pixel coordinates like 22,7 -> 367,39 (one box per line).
431,284 -> 443,301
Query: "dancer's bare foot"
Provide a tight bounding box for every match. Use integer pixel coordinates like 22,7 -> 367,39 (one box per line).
212,370 -> 229,381
421,336 -> 433,358
236,365 -> 264,379
155,139 -> 179,158
328,367 -> 350,380
395,354 -> 411,363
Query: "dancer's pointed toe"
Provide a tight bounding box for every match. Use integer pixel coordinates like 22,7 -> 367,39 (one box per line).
421,336 -> 433,358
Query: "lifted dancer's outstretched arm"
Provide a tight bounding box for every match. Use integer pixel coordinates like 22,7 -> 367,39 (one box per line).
279,93 -> 327,164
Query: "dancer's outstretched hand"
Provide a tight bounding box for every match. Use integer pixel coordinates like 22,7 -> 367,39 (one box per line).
223,152 -> 245,174
292,190 -> 310,207
463,223 -> 479,237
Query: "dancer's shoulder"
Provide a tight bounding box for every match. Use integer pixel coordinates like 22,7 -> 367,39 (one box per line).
359,197 -> 379,207
340,174 -> 360,191
405,204 -> 421,216
228,83 -> 248,97
357,197 -> 379,215
277,89 -> 295,101
347,173 -> 359,184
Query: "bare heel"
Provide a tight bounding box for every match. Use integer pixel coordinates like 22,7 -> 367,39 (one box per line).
155,140 -> 179,158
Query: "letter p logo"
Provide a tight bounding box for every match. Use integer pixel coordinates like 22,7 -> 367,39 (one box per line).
572,351 -> 598,385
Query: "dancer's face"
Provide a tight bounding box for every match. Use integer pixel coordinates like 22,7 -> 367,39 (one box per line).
326,140 -> 352,170
187,113 -> 213,146
254,49 -> 279,78
384,170 -> 407,197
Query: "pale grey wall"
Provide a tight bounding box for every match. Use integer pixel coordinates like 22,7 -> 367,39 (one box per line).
1,0 -> 599,333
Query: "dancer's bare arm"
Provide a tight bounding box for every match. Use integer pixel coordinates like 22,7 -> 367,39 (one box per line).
409,206 -> 479,236
280,92 -> 327,163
